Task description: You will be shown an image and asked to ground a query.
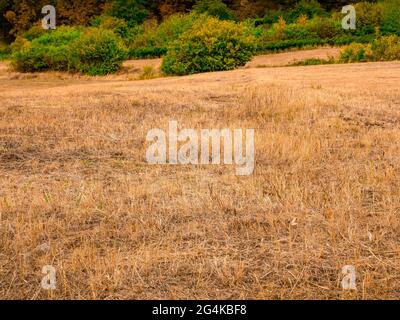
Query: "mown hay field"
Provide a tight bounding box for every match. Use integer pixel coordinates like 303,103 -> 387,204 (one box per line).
0,53 -> 399,299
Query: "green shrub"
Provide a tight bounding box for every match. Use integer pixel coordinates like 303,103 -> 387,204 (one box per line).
69,29 -> 127,76
11,27 -> 127,75
255,14 -> 343,52
128,13 -> 199,58
192,0 -> 236,21
339,35 -> 400,63
11,27 -> 82,72
287,0 -> 327,22
32,26 -> 82,46
162,17 -> 254,75
252,1 -> 400,54
370,35 -> 400,60
381,0 -> 400,35
12,43 -> 72,72
340,43 -> 369,63
0,42 -> 10,60
282,23 -> 316,40
306,17 -> 342,39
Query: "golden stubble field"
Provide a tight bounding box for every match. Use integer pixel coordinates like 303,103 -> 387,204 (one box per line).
0,54 -> 400,299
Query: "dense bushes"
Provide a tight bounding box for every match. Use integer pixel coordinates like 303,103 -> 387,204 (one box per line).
128,13 -> 199,58
12,27 -> 82,72
11,27 -> 127,75
254,14 -> 343,52
69,29 -> 127,75
288,0 -> 328,21
6,0 -> 400,77
340,35 -> 400,63
371,35 -> 400,60
252,0 -> 400,53
122,0 -> 394,60
161,17 -> 254,75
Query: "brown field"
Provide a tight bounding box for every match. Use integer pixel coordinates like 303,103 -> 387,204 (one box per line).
0,52 -> 400,299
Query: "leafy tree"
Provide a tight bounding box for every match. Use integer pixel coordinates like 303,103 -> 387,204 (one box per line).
109,0 -> 148,27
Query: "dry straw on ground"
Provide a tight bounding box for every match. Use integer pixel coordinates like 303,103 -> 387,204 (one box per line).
0,54 -> 399,299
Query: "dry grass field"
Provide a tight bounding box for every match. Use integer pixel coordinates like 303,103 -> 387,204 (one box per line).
0,51 -> 400,299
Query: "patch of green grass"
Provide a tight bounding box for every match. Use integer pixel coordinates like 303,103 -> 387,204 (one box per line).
289,56 -> 336,66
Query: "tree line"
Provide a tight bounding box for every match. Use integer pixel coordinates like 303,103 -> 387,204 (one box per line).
0,0 -> 376,42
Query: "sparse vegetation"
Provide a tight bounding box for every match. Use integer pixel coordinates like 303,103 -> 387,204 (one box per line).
0,0 -> 399,301
289,56 -> 336,66
1,55 -> 399,299
137,65 -> 160,80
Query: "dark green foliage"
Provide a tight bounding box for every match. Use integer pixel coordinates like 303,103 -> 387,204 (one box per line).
259,38 -> 324,51
109,0 -> 149,27
381,0 -> 400,35
192,0 -> 236,21
128,47 -> 167,59
288,0 -> 327,21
